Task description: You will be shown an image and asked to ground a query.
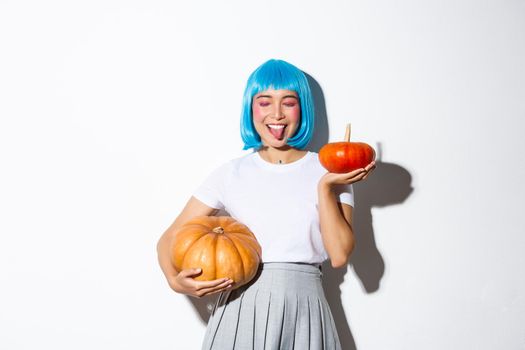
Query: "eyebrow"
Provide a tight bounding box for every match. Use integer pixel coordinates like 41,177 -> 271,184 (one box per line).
255,95 -> 298,100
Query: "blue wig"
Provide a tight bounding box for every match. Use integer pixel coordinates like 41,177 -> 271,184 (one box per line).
240,59 -> 315,150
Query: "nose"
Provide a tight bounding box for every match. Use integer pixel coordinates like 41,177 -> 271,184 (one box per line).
272,103 -> 284,120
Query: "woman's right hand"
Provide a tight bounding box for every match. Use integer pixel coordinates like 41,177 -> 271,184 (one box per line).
169,268 -> 234,298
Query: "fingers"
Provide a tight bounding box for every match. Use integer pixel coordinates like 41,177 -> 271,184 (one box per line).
321,161 -> 376,186
348,161 -> 376,180
335,163 -> 375,184
349,162 -> 375,176
339,168 -> 366,180
195,277 -> 234,290
176,269 -> 235,297
346,168 -> 367,178
329,168 -> 365,181
195,279 -> 234,298
179,268 -> 203,278
349,170 -> 367,182
362,162 -> 376,180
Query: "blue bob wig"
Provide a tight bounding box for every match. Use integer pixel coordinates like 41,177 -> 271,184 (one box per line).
240,59 -> 315,150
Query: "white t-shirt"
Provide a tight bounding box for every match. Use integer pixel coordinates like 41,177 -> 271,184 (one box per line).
193,151 -> 354,264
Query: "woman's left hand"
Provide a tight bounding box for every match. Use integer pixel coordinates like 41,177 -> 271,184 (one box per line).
319,161 -> 376,189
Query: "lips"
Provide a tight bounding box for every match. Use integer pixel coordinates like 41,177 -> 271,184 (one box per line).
267,124 -> 286,140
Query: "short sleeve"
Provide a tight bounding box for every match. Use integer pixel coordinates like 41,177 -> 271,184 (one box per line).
333,183 -> 355,207
192,162 -> 232,210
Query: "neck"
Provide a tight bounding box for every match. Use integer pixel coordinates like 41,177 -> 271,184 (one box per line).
257,146 -> 307,164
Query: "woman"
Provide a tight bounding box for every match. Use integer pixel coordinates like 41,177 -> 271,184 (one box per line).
157,59 -> 375,349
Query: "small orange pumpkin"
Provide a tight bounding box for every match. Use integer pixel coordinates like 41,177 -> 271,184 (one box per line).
170,216 -> 262,289
319,123 -> 375,173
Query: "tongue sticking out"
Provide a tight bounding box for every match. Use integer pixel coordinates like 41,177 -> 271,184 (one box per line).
268,125 -> 286,140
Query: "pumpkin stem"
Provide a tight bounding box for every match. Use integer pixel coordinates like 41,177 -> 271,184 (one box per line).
344,123 -> 351,142
212,227 -> 224,234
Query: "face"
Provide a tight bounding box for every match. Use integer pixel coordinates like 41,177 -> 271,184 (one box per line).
252,89 -> 301,149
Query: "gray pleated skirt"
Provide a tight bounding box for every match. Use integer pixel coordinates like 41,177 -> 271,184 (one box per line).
201,262 -> 341,350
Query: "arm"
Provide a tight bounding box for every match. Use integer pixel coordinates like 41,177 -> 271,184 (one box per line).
157,196 -> 233,297
317,161 -> 375,268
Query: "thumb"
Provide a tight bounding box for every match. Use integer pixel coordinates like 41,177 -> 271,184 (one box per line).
182,267 -> 202,277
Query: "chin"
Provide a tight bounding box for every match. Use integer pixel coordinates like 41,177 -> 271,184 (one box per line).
264,141 -> 292,150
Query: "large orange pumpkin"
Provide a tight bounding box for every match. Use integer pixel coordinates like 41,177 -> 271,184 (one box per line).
170,216 -> 262,289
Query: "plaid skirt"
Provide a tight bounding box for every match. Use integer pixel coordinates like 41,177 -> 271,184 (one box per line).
201,262 -> 341,350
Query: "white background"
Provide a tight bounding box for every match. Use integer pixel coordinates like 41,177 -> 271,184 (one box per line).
1,0 -> 524,349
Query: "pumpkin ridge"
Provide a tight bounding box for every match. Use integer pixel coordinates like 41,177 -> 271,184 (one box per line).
226,222 -> 251,231
232,234 -> 262,257
227,236 -> 261,281
226,230 -> 256,239
171,230 -> 208,270
182,231 -> 218,279
227,235 -> 260,283
220,234 -> 245,281
218,216 -> 235,228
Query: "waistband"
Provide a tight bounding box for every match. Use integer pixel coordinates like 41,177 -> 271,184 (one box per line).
260,262 -> 322,273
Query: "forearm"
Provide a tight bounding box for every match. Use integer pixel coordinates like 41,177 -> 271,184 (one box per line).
317,184 -> 355,268
156,196 -> 219,288
157,233 -> 179,283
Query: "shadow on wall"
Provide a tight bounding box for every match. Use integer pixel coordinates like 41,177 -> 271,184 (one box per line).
184,73 -> 414,350
309,74 -> 414,349
320,161 -> 413,350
